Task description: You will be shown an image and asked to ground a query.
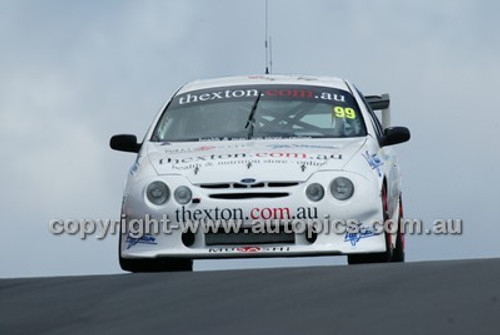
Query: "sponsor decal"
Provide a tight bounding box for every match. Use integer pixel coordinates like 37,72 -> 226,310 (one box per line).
175,206 -> 318,222
162,152 -> 342,164
248,75 -> 276,81
129,161 -> 139,176
344,224 -> 379,246
202,136 -> 313,142
208,246 -> 291,253
171,85 -> 352,109
159,152 -> 342,172
163,146 -> 216,154
129,155 -> 143,176
296,75 -> 318,81
236,246 -> 261,253
362,151 -> 383,177
126,233 -> 158,249
266,143 -> 338,150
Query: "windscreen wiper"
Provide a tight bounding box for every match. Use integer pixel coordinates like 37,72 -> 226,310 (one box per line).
245,93 -> 262,139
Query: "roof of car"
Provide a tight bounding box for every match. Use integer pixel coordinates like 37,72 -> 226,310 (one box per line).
178,74 -> 350,94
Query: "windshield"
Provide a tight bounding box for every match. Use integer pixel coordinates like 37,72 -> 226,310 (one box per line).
152,84 -> 366,142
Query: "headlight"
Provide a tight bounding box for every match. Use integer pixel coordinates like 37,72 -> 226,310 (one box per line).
306,183 -> 324,202
174,186 -> 192,205
146,181 -> 170,205
330,177 -> 354,200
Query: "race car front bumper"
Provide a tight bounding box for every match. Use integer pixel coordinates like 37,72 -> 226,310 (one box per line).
120,171 -> 388,259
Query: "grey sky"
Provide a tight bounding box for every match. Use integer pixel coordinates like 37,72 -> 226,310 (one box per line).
1,0 -> 499,278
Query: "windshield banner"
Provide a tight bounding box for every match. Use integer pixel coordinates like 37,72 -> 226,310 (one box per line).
170,85 -> 356,109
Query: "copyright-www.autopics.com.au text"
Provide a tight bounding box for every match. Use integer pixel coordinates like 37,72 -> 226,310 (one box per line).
47,215 -> 463,240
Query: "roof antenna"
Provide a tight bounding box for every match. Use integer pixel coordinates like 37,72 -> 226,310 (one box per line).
264,0 -> 272,74
269,36 -> 273,74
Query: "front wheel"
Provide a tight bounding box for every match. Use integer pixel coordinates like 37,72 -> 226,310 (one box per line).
347,185 -> 394,265
391,197 -> 405,263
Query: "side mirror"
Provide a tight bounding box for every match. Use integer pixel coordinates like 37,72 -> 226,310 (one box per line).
110,134 -> 141,153
382,127 -> 410,147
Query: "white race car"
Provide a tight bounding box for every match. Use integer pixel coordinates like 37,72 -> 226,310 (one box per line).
110,75 -> 410,272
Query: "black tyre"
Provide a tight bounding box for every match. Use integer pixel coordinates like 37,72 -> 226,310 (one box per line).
119,256 -> 193,272
391,197 -> 405,263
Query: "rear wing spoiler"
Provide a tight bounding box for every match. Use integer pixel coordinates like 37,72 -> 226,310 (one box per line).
365,93 -> 391,129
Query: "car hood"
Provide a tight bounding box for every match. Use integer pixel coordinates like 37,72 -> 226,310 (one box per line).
147,138 -> 366,184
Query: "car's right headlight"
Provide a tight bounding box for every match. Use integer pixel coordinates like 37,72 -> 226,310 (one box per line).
174,186 -> 192,205
306,183 -> 325,202
146,181 -> 170,205
330,177 -> 354,200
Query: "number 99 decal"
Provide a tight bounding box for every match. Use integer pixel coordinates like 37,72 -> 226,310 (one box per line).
333,106 -> 356,119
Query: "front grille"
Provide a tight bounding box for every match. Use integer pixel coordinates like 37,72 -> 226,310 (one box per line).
209,192 -> 289,199
199,181 -> 299,189
267,182 -> 299,187
233,182 -> 265,188
205,230 -> 295,245
199,183 -> 231,189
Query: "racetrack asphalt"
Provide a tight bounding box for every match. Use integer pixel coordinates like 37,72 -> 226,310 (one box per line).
1,258 -> 499,335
